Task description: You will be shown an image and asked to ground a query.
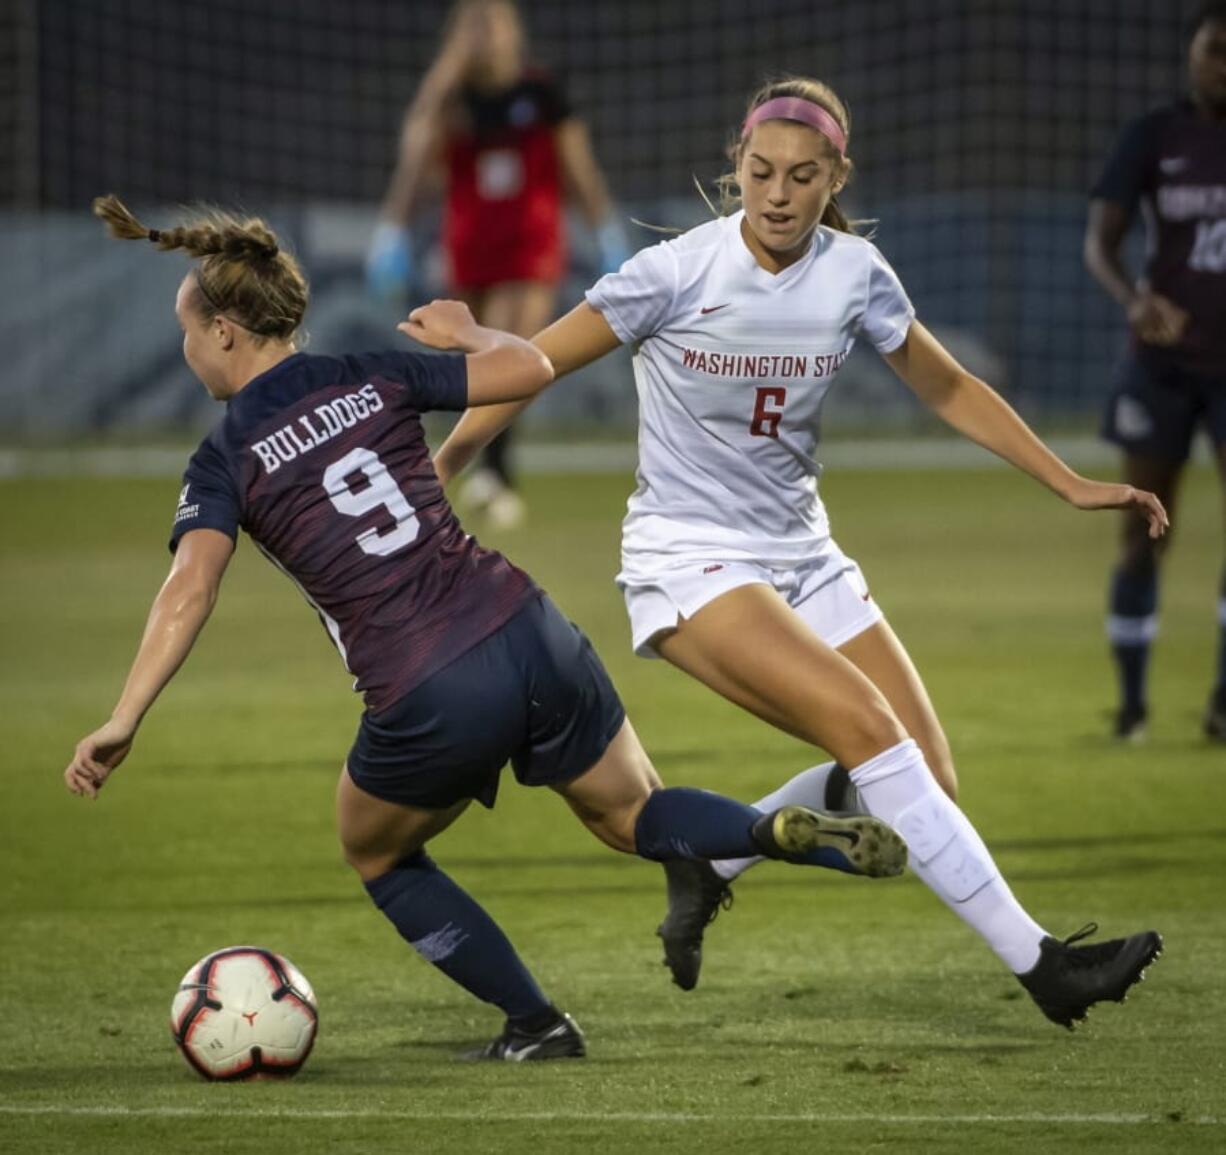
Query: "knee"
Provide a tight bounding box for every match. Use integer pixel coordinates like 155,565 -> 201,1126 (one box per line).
836,694 -> 910,768
579,789 -> 652,856
341,840 -> 390,883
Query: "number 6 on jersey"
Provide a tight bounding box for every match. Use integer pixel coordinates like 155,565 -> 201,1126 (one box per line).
323,447 -> 419,557
750,386 -> 787,438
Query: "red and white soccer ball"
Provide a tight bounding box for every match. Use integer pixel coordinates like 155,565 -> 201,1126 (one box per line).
171,946 -> 318,1080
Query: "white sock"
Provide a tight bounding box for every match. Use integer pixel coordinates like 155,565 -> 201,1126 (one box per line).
711,762 -> 841,882
849,739 -> 1046,974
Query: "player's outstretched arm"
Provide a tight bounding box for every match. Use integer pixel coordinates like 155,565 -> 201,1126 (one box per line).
883,320 -> 1169,539
400,299 -> 554,407
430,302 -> 622,485
64,528 -> 234,799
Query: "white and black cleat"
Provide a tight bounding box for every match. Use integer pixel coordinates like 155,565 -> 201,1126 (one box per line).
461,1009 -> 586,1061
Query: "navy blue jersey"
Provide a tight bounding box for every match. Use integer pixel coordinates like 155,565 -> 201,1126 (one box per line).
1092,100 -> 1226,375
170,350 -> 537,712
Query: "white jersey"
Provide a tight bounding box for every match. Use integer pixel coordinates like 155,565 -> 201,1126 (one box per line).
586,209 -> 914,573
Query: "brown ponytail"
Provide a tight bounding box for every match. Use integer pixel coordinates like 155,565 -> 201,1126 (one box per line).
92,194 -> 308,341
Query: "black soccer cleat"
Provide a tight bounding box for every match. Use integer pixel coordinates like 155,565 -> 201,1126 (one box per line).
750,805 -> 907,878
461,1009 -> 586,1062
656,859 -> 734,991
1016,923 -> 1163,1030
1204,688 -> 1226,742
1114,705 -> 1148,743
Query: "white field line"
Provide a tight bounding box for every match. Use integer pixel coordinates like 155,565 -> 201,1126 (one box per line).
0,1104 -> 1220,1125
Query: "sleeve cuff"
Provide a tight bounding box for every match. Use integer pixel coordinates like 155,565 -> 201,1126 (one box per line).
584,288 -> 637,345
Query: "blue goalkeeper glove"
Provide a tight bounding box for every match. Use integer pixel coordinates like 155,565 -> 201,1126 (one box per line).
595,218 -> 630,276
366,222 -> 414,300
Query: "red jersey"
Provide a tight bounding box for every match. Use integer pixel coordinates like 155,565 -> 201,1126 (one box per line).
443,72 -> 571,289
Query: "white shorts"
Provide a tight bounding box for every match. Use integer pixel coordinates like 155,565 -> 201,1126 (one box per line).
618,544 -> 884,658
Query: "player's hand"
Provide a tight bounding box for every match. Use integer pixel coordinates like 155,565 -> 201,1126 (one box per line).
1127,291 -> 1189,347
1064,477 -> 1169,539
64,718 -> 136,800
399,299 -> 482,351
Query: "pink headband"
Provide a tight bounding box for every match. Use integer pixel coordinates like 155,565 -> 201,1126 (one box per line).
741,96 -> 847,156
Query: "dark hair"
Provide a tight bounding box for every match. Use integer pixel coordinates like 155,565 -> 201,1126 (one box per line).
717,75 -> 857,235
92,194 -> 308,341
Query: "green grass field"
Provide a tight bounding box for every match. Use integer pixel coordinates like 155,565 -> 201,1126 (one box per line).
1,464 -> 1223,1154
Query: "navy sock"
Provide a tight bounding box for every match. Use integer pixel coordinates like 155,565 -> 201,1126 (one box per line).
363,850 -> 550,1021
1108,563 -> 1158,714
633,787 -> 862,873
633,787 -> 763,861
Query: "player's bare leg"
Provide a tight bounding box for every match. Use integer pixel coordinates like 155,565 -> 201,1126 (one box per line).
662,617 -> 960,990
552,717 -> 661,853
336,765 -> 468,880
838,620 -> 957,799
655,584 -> 1162,1025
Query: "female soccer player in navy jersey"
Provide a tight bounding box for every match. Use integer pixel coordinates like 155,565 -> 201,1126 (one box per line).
367,0 -> 627,528
64,195 -> 903,1062
1085,1 -> 1226,742
433,77 -> 1170,1028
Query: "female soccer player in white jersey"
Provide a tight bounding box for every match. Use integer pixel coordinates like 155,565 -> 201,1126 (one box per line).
429,76 -> 1169,1029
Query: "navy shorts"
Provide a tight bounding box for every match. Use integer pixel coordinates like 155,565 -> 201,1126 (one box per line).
346,594 -> 626,810
1101,354 -> 1226,463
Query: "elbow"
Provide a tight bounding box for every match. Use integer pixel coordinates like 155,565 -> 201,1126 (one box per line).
535,348 -> 556,388
923,370 -> 971,415
162,575 -> 219,622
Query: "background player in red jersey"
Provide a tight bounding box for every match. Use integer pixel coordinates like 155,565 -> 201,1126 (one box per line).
1085,1 -> 1226,742
367,0 -> 628,528
65,195 -> 903,1061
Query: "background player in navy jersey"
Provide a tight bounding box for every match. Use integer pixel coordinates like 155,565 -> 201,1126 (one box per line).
1085,1 -> 1226,742
64,195 -> 904,1061
367,0 -> 628,528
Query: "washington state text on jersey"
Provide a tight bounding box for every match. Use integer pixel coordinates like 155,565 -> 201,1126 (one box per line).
680,347 -> 851,379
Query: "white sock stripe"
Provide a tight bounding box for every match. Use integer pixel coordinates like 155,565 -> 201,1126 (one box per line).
1106,613 -> 1159,645
846,739 -> 920,787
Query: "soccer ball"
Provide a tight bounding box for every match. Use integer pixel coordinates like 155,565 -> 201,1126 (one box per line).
171,946 -> 318,1080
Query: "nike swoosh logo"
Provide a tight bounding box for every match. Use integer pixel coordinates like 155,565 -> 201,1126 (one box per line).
503,1041 -> 544,1062
502,1021 -> 569,1061
700,304 -> 730,315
